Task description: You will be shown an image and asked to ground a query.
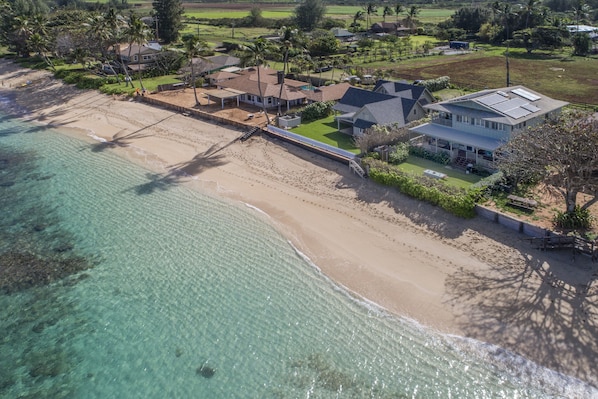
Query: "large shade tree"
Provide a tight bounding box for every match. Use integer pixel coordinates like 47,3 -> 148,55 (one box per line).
294,0 -> 326,32
496,111 -> 598,215
152,0 -> 184,43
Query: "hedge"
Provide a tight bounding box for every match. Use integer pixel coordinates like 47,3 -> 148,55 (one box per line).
365,159 -> 477,218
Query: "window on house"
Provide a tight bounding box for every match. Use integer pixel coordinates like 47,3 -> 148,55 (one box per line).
484,121 -> 499,129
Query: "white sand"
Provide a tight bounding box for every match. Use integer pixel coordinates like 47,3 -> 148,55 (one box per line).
1,59 -> 596,388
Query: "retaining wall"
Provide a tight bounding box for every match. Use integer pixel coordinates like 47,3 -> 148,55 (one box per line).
475,204 -> 549,237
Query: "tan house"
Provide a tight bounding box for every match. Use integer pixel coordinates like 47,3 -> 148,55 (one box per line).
217,67 -> 309,112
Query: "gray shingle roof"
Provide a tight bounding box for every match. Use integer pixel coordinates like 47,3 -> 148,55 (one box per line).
332,87 -> 395,114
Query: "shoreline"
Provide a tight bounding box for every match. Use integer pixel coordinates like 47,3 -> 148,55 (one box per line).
1,59 -> 596,389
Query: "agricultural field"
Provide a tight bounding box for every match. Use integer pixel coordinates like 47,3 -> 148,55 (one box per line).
379,48 -> 598,107
183,3 -> 454,25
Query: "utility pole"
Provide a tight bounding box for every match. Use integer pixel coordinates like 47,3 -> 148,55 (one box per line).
155,16 -> 159,42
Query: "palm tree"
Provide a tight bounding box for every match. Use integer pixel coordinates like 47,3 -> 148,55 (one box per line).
383,6 -> 393,22
405,5 -> 420,32
394,3 -> 404,24
330,56 -> 343,82
104,9 -> 127,80
277,26 -> 300,115
363,3 -> 377,30
183,34 -> 208,107
241,38 -> 273,124
27,14 -> 54,69
124,14 -> 152,90
572,0 -> 590,33
12,15 -> 32,57
28,32 -> 55,70
524,0 -> 539,29
84,12 -> 122,78
351,10 -> 365,31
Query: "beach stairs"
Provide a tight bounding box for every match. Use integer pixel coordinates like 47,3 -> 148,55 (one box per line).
349,160 -> 366,178
239,127 -> 260,142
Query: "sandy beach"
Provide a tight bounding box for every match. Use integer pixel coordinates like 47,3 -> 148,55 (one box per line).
1,59 -> 596,389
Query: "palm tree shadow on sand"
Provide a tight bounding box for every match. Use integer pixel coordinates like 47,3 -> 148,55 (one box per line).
87,114 -> 176,153
445,249 -> 598,388
128,141 -> 231,195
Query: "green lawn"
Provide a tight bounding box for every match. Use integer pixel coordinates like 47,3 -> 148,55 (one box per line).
100,74 -> 181,95
290,115 -> 360,153
397,155 -> 480,189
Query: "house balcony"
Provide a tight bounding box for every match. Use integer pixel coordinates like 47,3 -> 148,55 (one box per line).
431,118 -> 453,128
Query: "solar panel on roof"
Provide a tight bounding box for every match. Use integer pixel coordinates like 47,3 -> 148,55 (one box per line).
491,98 -> 527,112
521,103 -> 540,112
504,107 -> 531,119
478,93 -> 508,106
511,88 -> 541,102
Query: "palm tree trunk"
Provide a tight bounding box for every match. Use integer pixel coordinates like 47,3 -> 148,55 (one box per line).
257,68 -> 270,124
137,48 -> 144,90
277,49 -> 288,116
191,62 -> 200,106
123,46 -> 135,88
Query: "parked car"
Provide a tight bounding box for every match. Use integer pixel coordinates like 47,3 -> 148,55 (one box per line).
343,75 -> 361,83
314,65 -> 332,73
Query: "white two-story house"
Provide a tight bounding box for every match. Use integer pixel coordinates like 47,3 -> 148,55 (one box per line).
409,86 -> 568,170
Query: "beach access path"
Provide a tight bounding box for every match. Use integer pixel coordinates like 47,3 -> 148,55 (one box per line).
1,59 -> 596,389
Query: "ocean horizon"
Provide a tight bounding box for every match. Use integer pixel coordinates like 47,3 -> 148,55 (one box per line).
1,108 -> 596,398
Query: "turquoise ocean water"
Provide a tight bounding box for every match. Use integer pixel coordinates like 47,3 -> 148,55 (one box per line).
0,107 -> 596,398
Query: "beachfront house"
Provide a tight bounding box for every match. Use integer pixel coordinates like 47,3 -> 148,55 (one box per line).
194,55 -> 241,76
217,67 -> 309,112
117,42 -> 164,72
373,80 -> 435,106
301,82 -> 352,104
409,86 -> 568,171
333,85 -> 427,136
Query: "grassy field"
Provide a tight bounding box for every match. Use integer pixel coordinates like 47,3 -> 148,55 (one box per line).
182,4 -> 453,25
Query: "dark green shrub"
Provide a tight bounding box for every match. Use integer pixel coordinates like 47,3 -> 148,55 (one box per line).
471,171 -> 505,195
553,206 -> 593,230
300,101 -> 334,122
388,143 -> 409,164
409,146 -> 451,165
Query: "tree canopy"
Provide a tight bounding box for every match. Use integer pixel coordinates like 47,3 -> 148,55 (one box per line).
152,0 -> 184,44
294,0 -> 326,32
496,111 -> 598,214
